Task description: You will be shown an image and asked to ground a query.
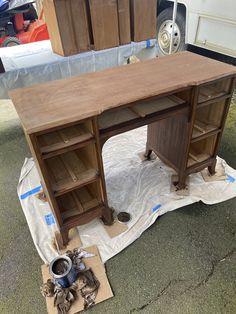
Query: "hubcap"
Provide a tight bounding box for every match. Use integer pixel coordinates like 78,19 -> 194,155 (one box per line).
158,20 -> 181,54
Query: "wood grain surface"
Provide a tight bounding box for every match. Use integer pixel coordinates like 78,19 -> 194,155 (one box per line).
89,0 -> 119,50
117,0 -> 131,45
43,0 -> 90,56
130,0 -> 157,41
10,52 -> 236,134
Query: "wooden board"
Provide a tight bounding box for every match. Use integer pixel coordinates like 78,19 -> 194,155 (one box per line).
38,123 -> 93,154
72,0 -> 91,52
98,107 -> 139,129
117,0 -> 131,45
130,0 -> 157,42
192,120 -> 218,139
46,149 -> 98,195
58,187 -> 100,221
10,52 -> 236,135
198,85 -> 228,103
131,95 -> 184,117
188,135 -> 217,167
89,0 -> 119,50
187,153 -> 211,167
148,109 -> 189,170
43,0 -> 90,56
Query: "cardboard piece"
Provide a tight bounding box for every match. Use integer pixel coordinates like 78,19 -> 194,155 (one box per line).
103,220 -> 128,238
171,175 -> 190,196
41,245 -> 113,314
201,163 -> 227,182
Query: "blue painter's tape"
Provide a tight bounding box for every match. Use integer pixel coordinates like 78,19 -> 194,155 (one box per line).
226,174 -> 235,183
146,39 -> 151,48
151,203 -> 162,213
20,185 -> 42,200
44,213 -> 55,225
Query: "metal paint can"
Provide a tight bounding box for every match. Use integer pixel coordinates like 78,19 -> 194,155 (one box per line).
117,212 -> 131,224
49,255 -> 78,288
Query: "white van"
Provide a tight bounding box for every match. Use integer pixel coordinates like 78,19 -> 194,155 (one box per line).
156,0 -> 236,58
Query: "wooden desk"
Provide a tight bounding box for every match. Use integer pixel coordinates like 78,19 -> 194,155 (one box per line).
10,52 -> 236,245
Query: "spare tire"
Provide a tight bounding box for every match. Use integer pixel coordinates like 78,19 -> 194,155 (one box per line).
157,7 -> 187,56
2,37 -> 21,47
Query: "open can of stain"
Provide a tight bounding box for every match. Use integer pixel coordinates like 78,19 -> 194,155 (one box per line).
49,255 -> 77,288
117,212 -> 132,224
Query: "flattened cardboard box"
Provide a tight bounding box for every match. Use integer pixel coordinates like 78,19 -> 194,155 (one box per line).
41,245 -> 113,314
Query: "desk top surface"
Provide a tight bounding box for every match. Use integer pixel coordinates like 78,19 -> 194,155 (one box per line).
10,51 -> 236,134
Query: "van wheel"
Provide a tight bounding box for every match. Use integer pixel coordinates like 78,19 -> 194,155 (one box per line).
157,7 -> 187,56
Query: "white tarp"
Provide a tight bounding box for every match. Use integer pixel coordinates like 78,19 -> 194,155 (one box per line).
0,39 -> 157,99
17,126 -> 236,264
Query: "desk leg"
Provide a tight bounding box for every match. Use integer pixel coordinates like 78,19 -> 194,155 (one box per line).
60,228 -> 69,247
144,142 -> 152,159
102,206 -> 114,225
208,158 -> 217,176
177,172 -> 187,190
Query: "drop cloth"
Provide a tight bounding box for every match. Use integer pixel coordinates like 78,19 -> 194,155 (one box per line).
17,126 -> 236,264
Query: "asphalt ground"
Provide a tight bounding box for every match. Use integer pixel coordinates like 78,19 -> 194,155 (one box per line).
0,94 -> 235,314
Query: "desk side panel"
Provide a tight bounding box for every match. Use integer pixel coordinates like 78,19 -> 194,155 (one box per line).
27,133 -> 63,227
147,109 -> 190,171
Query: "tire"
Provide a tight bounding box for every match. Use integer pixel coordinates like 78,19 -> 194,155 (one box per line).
2,37 -> 21,47
156,7 -> 187,56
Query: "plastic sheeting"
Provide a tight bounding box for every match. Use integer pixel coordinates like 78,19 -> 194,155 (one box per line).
17,126 -> 236,264
0,39 -> 157,99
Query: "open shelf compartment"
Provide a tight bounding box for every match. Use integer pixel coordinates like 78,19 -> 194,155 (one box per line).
38,120 -> 94,156
198,78 -> 231,104
192,100 -> 225,140
98,107 -> 139,130
188,134 -> 217,167
57,182 -> 102,222
45,144 -> 99,196
98,95 -> 185,130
